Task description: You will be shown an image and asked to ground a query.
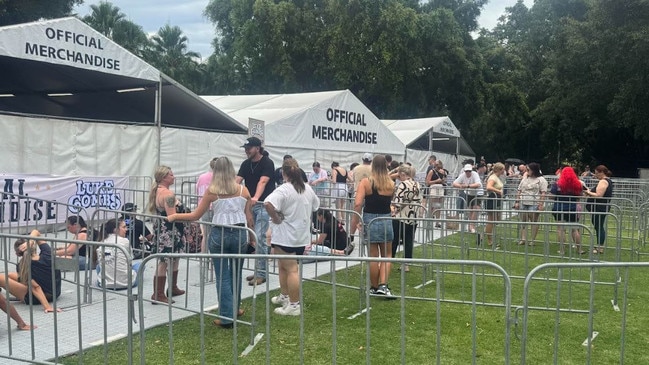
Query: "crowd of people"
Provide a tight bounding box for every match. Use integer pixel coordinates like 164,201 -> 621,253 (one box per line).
2,138 -> 617,331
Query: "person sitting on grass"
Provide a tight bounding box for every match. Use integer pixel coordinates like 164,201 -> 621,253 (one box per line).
0,230 -> 62,313
265,223 -> 354,265
0,290 -> 36,330
313,208 -> 351,251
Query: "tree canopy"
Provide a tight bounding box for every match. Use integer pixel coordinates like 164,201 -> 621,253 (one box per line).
2,0 -> 648,175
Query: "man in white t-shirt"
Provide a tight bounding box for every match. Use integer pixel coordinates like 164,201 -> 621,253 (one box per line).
452,164 -> 484,233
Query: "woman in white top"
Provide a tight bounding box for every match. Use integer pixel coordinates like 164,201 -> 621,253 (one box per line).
514,162 -> 548,246
169,156 -> 254,329
484,163 -> 505,247
96,219 -> 140,290
265,158 -> 320,316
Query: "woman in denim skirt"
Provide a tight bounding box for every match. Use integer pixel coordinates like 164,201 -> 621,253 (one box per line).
350,155 -> 395,297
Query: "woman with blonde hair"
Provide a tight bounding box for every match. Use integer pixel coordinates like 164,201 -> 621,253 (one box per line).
350,155 -> 395,297
484,163 -> 505,247
265,158 -> 320,316
147,165 -> 186,304
391,165 -> 421,272
514,162 -> 548,246
169,156 -> 254,327
0,230 -> 62,313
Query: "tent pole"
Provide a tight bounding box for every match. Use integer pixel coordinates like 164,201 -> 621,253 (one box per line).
155,80 -> 162,167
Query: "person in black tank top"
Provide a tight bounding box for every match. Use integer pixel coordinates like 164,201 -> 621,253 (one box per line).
585,165 -> 614,253
57,216 -> 95,271
331,161 -> 350,221
349,155 -> 396,297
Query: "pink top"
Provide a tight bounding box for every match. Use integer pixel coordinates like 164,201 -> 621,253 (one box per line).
196,172 -> 213,206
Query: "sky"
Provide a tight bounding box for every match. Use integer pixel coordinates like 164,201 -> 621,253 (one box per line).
74,0 -> 534,60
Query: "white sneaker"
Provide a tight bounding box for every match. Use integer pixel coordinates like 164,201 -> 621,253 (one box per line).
274,304 -> 301,316
271,295 -> 289,307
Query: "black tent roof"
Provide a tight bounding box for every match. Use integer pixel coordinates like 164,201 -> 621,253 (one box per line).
0,17 -> 245,133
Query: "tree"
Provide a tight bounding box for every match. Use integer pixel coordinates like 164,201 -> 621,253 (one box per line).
111,20 -> 150,57
82,1 -> 125,38
0,0 -> 82,26
147,24 -> 203,90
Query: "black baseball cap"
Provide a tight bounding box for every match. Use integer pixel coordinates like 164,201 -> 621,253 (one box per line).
122,203 -> 137,212
241,137 -> 262,148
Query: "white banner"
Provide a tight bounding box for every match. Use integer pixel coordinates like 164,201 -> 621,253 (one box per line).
1,174 -> 129,226
0,17 -> 159,81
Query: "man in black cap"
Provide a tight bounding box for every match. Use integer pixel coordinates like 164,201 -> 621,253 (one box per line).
236,137 -> 275,285
121,203 -> 153,260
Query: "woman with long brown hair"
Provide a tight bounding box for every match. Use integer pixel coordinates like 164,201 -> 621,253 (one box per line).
0,230 -> 62,313
265,158 -> 320,316
584,165 -> 613,254
350,155 -> 395,297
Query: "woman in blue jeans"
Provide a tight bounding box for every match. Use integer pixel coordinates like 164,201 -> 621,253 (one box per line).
169,156 -> 254,328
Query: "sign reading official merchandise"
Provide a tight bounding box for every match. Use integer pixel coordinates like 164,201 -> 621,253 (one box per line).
25,27 -> 120,71
0,17 -> 159,81
312,108 -> 378,145
1,174 -> 129,226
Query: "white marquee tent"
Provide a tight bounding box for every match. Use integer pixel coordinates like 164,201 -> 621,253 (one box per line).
381,117 -> 476,177
0,17 -> 245,178
202,90 -> 406,172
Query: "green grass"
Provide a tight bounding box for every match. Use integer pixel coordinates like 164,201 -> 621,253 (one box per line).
60,220 -> 649,364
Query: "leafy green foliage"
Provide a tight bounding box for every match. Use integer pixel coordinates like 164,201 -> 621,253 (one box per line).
5,0 -> 649,173
0,0 -> 82,26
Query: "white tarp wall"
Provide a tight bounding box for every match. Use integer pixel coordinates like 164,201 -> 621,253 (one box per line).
1,114 -> 157,176
202,90 -> 406,173
406,149 -> 469,181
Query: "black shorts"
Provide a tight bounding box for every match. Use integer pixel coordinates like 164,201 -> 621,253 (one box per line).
466,195 -> 481,207
271,244 -> 306,255
553,211 -> 578,223
485,197 -> 502,210
23,290 -> 53,305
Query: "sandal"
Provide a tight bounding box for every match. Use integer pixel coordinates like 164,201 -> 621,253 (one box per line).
212,319 -> 233,329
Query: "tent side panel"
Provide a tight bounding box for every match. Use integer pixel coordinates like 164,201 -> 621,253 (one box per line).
160,128 -> 247,177
406,149 -> 473,180
0,114 -> 157,176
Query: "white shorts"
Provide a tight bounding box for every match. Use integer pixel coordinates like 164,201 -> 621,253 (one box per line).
430,184 -> 444,198
331,183 -> 348,198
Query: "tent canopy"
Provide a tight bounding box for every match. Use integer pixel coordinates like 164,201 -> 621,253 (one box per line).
202,90 -> 405,155
0,17 -> 244,133
381,117 -> 475,157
